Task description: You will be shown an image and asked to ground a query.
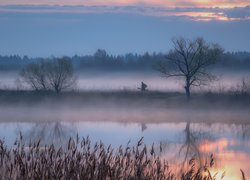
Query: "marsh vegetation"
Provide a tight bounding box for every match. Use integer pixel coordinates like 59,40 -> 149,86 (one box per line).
0,134 -> 245,180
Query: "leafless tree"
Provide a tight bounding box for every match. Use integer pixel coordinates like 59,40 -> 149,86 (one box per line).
157,37 -> 223,100
20,58 -> 76,93
20,61 -> 48,91
46,58 -> 77,93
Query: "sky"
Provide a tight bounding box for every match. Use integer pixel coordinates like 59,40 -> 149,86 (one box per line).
0,0 -> 250,57
0,0 -> 249,8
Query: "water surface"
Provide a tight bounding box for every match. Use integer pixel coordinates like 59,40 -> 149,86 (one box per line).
0,121 -> 249,179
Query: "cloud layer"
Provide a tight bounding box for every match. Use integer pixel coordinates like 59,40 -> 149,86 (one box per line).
0,5 -> 250,21
0,3 -> 249,56
0,0 -> 249,8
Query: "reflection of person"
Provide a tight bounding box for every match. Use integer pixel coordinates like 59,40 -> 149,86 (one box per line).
138,81 -> 148,91
141,123 -> 147,132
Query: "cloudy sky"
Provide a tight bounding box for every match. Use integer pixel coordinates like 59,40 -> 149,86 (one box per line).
0,0 -> 249,57
0,0 -> 249,8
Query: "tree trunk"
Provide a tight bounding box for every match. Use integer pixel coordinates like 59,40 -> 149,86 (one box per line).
185,78 -> 191,101
55,85 -> 60,94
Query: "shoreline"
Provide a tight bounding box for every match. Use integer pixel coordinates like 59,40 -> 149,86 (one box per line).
0,89 -> 249,124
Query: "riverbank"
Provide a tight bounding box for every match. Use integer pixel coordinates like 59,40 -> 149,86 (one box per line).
0,90 -> 249,124
0,89 -> 250,107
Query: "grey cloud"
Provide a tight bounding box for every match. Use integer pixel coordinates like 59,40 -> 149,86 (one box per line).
0,5 -> 250,56
0,5 -> 249,20
224,6 -> 250,18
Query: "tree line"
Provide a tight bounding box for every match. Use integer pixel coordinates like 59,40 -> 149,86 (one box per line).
1,37 -> 248,100
17,37 -> 225,100
0,49 -> 250,71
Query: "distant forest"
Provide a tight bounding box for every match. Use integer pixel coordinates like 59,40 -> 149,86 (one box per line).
0,49 -> 250,71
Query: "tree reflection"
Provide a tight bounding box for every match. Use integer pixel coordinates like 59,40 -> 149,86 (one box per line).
24,121 -> 76,146
179,121 -> 201,166
240,123 -> 250,140
178,121 -> 215,168
158,121 -> 212,168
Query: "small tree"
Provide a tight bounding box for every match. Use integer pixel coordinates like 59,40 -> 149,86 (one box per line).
46,58 -> 76,93
20,58 -> 76,93
157,37 -> 223,100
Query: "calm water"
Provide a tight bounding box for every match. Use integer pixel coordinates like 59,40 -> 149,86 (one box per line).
0,121 -> 249,179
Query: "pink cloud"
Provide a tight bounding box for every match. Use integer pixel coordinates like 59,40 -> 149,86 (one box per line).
0,0 -> 249,8
0,4 -> 249,21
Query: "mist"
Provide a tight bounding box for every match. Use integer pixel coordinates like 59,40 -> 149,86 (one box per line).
1,69 -> 250,91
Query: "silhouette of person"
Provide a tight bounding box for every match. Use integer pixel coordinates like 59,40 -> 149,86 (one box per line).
138,81 -> 148,91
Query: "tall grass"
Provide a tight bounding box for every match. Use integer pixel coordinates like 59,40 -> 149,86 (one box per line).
0,134 -> 243,180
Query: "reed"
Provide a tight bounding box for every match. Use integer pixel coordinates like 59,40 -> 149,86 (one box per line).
0,134 -> 238,180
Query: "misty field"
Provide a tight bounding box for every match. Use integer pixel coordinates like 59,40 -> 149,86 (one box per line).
0,89 -> 249,123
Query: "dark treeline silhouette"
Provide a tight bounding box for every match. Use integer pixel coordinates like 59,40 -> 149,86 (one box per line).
0,50 -> 250,71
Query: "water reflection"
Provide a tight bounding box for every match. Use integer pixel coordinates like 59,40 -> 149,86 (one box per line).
0,121 -> 249,178
23,122 -> 76,146
159,121 -> 213,171
179,122 -> 202,166
240,123 -> 250,140
141,123 -> 147,132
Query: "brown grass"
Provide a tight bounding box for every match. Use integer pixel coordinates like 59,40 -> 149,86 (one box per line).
0,134 -> 241,180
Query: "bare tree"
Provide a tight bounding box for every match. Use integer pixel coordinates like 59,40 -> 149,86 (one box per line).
157,37 -> 223,99
20,61 -> 48,91
46,58 -> 77,93
20,58 -> 76,93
